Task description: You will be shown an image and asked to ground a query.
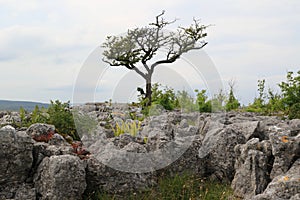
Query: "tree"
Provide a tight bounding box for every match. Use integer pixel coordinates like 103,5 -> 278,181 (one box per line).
278,71 -> 300,119
102,11 -> 209,106
225,80 -> 240,111
195,89 -> 212,112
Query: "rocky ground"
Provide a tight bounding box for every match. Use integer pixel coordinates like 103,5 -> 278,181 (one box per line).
0,103 -> 299,199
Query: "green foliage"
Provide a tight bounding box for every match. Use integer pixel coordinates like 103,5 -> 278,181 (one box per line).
288,103 -> 300,119
31,105 -> 48,124
246,98 -> 264,113
195,89 -> 212,112
264,89 -> 284,115
279,71 -> 300,119
84,173 -> 237,200
151,83 -> 178,111
139,83 -> 179,115
16,100 -> 81,141
102,12 -> 209,107
245,72 -> 300,118
112,120 -> 141,137
210,90 -> 226,112
246,79 -> 268,114
176,90 -> 197,112
47,100 -> 80,140
14,105 -> 48,128
225,89 -> 240,111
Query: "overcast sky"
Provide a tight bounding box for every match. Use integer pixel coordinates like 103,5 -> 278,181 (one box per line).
0,0 -> 299,105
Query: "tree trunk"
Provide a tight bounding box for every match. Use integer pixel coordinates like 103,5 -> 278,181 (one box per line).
145,75 -> 152,106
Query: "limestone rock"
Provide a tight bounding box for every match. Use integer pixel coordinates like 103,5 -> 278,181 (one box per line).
269,131 -> 300,179
48,133 -> 68,145
199,127 -> 246,181
228,121 -> 259,141
27,123 -> 55,142
34,155 -> 86,200
232,138 -> 273,199
14,184 -> 36,200
0,126 -> 33,199
86,157 -> 157,194
253,159 -> 300,200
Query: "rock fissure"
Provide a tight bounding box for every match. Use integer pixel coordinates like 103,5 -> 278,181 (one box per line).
0,108 -> 299,199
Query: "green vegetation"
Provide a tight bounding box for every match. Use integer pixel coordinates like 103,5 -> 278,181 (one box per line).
279,71 -> 300,119
84,173 -> 237,200
246,71 -> 300,119
112,120 -> 141,137
102,11 -> 209,106
225,81 -> 240,111
138,83 -> 241,115
14,100 -> 82,141
195,89 -> 212,112
138,83 -> 179,115
136,71 -> 299,119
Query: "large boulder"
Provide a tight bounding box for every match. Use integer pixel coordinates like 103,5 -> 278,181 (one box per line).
253,159 -> 300,200
231,138 -> 273,199
34,155 -> 86,200
85,157 -> 157,195
269,131 -> 300,179
0,125 -> 33,199
198,127 -> 246,181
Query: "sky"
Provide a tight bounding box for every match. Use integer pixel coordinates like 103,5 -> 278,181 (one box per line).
0,0 -> 299,105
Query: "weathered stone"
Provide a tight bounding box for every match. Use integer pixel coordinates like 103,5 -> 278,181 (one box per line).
14,183 -> 36,200
85,157 -> 157,195
31,142 -> 74,175
290,119 -> 300,136
27,123 -> 55,142
0,128 -> 33,183
158,135 -> 204,177
269,131 -> 300,179
34,155 -> 86,200
252,159 -> 300,200
199,127 -> 246,181
0,126 -> 33,199
180,119 -> 189,128
232,138 -> 273,199
228,121 -> 259,141
123,142 -> 147,153
48,133 -> 68,145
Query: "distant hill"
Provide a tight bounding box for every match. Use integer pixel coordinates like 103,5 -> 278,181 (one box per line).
0,100 -> 49,111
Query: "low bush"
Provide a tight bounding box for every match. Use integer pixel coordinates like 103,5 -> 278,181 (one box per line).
15,100 -> 81,141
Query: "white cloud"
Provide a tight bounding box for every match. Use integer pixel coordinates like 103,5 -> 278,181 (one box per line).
0,0 -> 299,104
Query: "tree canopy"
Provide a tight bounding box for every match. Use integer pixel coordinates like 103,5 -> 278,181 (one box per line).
102,11 -> 209,105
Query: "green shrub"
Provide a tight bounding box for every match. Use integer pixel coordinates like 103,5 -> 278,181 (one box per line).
288,103 -> 300,119
16,100 -> 81,141
195,89 -> 212,112
279,71 -> 300,119
176,90 -> 197,112
14,105 -> 48,128
47,100 -> 80,140
151,83 -> 178,111
139,83 -> 179,115
224,81 -> 240,111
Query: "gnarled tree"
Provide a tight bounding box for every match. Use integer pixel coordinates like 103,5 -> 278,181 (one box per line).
102,11 -> 209,106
